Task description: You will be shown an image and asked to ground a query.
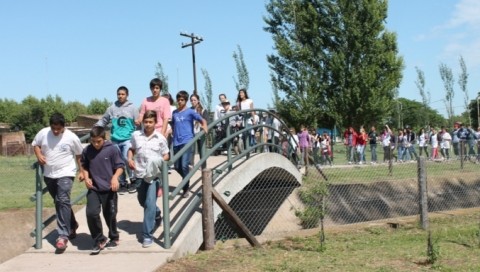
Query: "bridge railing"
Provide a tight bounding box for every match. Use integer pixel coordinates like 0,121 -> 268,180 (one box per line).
31,108 -> 298,249
161,108 -> 299,248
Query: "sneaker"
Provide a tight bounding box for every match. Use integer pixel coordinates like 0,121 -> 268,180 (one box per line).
128,184 -> 137,194
55,237 -> 68,250
91,240 -> 107,254
142,238 -> 153,248
105,239 -> 119,250
118,184 -> 128,195
68,222 -> 79,239
182,191 -> 190,198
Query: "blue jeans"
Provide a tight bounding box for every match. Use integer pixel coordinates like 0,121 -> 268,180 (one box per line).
113,139 -> 132,185
137,178 -> 161,240
370,144 -> 377,162
44,176 -> 78,238
173,144 -> 193,192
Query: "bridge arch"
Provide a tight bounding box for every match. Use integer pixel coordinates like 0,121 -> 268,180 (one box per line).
172,153 -> 302,257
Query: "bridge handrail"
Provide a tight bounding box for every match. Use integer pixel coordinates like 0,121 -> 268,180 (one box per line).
163,108 -> 300,248
31,108 -> 299,249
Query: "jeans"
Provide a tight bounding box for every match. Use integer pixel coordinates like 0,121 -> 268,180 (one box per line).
137,178 -> 161,240
357,145 -> 365,162
189,135 -> 206,169
370,144 -> 377,162
86,190 -> 119,244
113,139 -> 132,185
44,176 -> 78,238
173,144 -> 193,192
407,144 -> 419,160
418,146 -> 429,158
347,146 -> 355,162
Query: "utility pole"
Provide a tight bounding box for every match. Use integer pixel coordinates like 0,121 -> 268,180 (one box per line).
180,32 -> 203,96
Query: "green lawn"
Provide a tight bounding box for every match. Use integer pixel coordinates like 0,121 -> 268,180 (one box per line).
0,155 -> 86,211
160,210 -> 480,271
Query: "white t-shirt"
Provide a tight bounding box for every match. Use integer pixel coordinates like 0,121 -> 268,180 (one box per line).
239,99 -> 253,111
32,127 -> 84,179
431,133 -> 438,148
441,131 -> 452,149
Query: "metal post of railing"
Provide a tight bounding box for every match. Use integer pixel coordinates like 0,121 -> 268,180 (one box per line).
34,163 -> 43,249
162,161 -> 171,249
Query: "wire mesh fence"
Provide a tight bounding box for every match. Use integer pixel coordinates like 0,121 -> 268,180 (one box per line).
212,141 -> 480,243
0,145 -> 86,211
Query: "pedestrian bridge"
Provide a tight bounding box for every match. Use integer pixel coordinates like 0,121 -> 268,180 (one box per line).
0,109 -> 306,272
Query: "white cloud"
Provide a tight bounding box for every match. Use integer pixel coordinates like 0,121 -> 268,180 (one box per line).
447,0 -> 480,29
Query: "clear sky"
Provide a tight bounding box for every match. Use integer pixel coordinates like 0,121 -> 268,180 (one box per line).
1,0 -> 479,118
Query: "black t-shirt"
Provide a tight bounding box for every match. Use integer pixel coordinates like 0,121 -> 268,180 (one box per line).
368,131 -> 377,144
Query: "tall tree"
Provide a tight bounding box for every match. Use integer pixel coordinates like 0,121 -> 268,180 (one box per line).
87,98 -> 110,115
232,45 -> 250,91
264,0 -> 403,129
155,62 -> 169,94
415,66 -> 430,126
458,56 -> 469,125
201,68 -> 213,113
439,62 -> 454,123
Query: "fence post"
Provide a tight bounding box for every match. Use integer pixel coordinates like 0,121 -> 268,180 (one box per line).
202,168 -> 215,250
417,156 -> 429,230
34,163 -> 43,249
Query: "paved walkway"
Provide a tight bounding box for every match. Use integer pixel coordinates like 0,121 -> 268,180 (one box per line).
0,155 -> 229,272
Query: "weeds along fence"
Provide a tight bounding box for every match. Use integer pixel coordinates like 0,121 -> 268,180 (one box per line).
214,141 -> 480,242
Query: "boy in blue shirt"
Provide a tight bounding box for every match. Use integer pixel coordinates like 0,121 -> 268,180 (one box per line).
172,90 -> 208,198
79,126 -> 125,254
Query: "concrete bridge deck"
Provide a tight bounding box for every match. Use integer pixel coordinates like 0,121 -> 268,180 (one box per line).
0,153 -> 301,272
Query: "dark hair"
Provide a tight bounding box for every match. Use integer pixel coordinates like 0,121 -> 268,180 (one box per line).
162,93 -> 174,105
236,88 -> 249,103
149,78 -> 163,90
143,110 -> 158,123
219,93 -> 226,100
176,90 -> 189,101
90,126 -> 106,139
117,86 -> 129,96
49,112 -> 65,127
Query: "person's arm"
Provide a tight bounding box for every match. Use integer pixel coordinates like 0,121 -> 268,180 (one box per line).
110,167 -> 123,192
33,145 -> 46,165
135,100 -> 146,126
127,148 -> 136,170
201,118 -> 208,134
95,107 -> 111,127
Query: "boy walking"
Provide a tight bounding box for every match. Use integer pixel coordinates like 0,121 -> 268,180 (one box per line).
79,126 -> 125,254
172,90 -> 208,198
32,113 -> 83,251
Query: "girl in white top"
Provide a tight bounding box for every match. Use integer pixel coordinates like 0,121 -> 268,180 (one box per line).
418,128 -> 429,158
430,129 -> 438,160
440,127 -> 452,160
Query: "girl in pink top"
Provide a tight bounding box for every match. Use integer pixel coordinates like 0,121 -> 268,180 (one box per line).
136,78 -> 172,136
298,125 -> 310,166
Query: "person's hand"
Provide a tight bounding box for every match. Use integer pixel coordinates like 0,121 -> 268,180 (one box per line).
111,178 -> 119,192
77,171 -> 85,182
84,178 -> 93,189
128,159 -> 136,170
36,155 -> 47,166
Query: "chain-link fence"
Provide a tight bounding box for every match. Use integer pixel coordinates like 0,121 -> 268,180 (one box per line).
211,141 -> 480,244
0,144 -> 86,211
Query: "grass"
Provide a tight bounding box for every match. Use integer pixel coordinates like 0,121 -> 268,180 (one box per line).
0,155 -> 86,211
159,210 -> 480,271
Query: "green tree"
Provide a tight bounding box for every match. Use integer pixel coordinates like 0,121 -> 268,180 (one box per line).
201,68 -> 213,113
396,98 -> 446,130
439,62 -> 455,123
264,0 -> 403,129
11,96 -> 45,141
155,62 -> 169,94
232,45 -> 249,91
64,101 -> 88,124
0,99 -> 21,124
458,56 -> 469,125
87,98 -> 110,115
415,66 -> 430,126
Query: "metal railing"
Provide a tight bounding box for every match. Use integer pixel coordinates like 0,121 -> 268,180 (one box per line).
31,109 -> 295,249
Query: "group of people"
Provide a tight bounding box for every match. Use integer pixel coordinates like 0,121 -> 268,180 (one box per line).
342,121 -> 480,165
32,78 -> 209,253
